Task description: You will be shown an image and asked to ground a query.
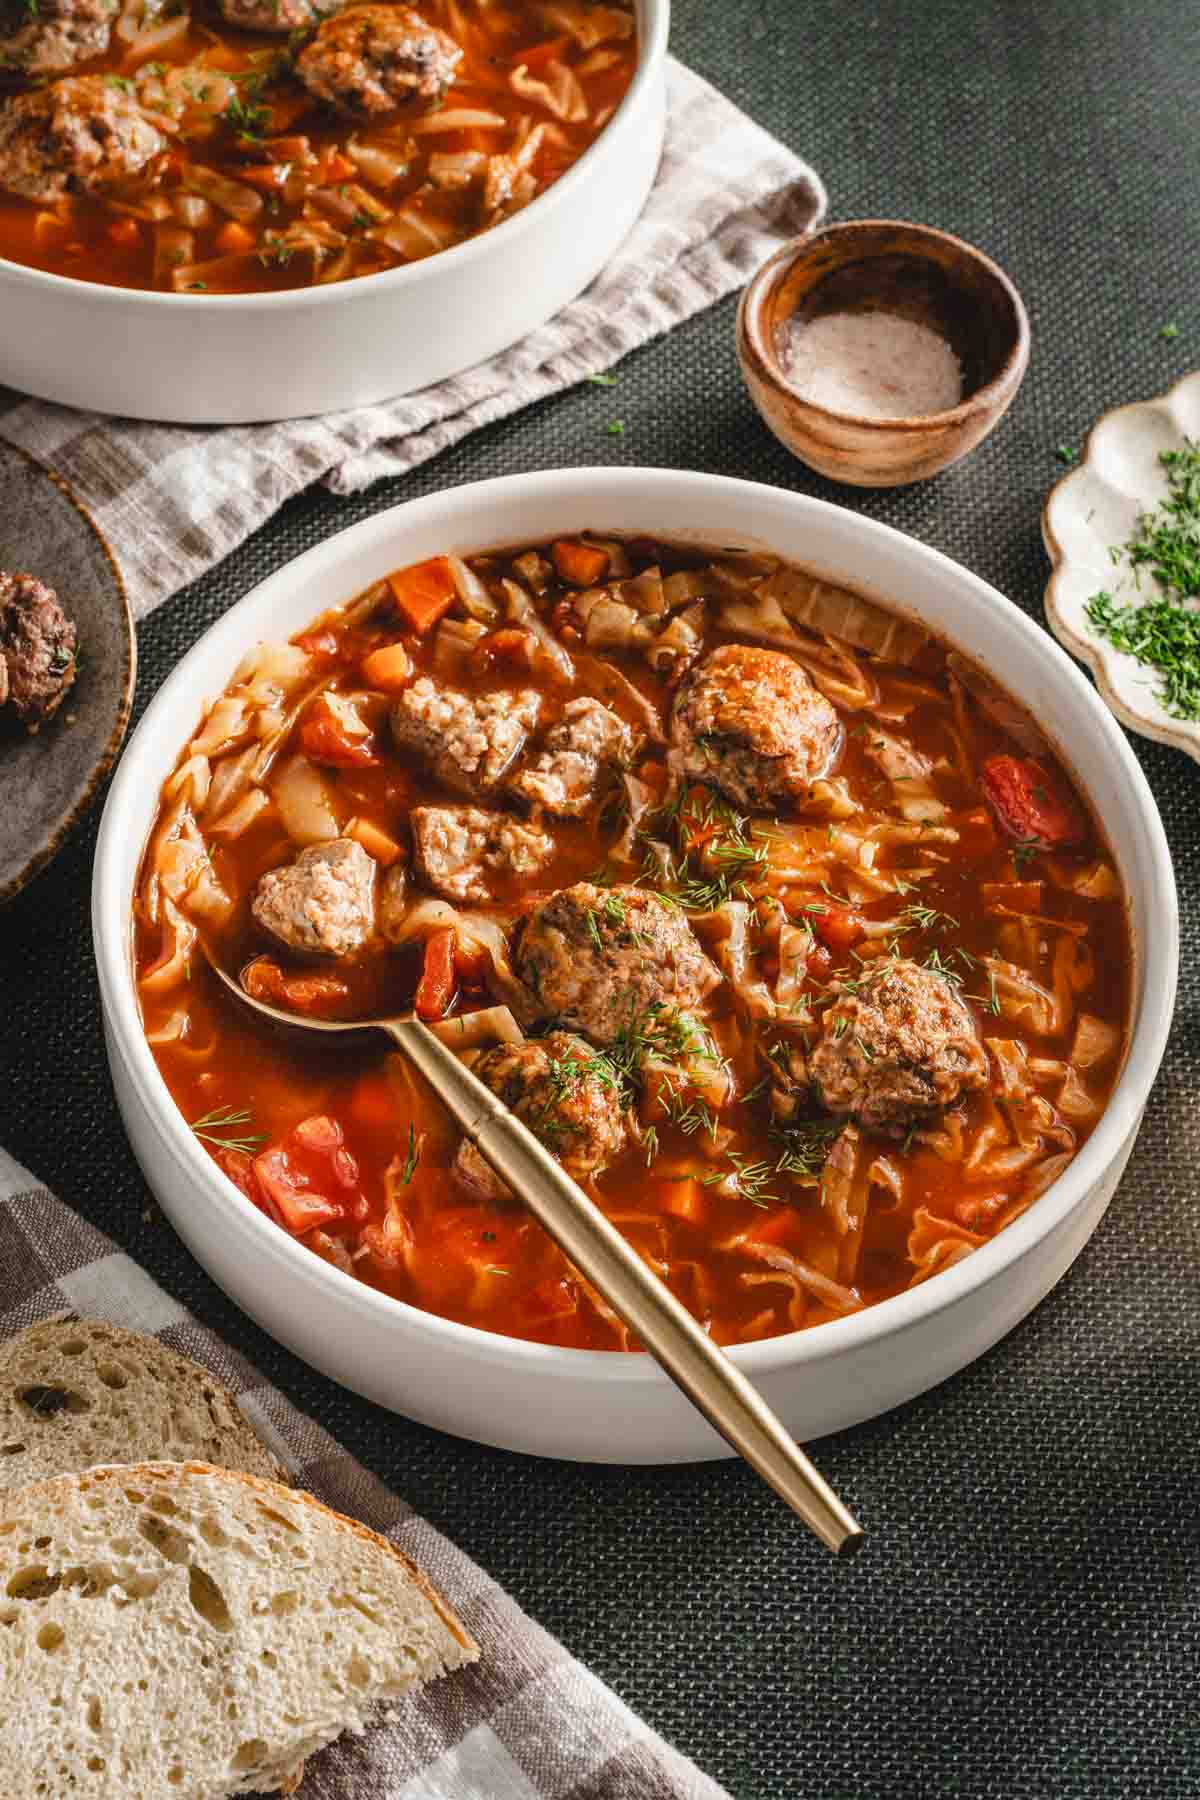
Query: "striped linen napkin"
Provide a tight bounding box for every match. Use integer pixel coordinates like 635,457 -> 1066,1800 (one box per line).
0,1146 -> 729,1800
0,57 -> 825,619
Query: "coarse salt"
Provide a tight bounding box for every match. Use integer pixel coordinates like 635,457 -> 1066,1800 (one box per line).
779,310 -> 963,419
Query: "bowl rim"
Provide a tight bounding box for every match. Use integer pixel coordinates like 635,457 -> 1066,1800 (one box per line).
0,0 -> 668,314
93,467 -> 1177,1387
738,218 -> 1031,432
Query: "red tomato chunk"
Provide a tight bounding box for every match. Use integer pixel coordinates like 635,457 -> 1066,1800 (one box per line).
981,755 -> 1085,848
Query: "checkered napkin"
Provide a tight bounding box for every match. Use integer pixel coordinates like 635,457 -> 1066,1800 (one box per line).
0,58 -> 825,619
0,1147 -> 729,1800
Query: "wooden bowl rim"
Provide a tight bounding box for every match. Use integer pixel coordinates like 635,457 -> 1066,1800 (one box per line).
737,218 -> 1031,434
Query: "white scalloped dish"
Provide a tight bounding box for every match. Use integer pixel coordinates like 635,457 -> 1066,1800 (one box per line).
1043,371 -> 1200,760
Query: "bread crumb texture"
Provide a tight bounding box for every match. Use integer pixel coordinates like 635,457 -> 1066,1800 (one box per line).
0,1460 -> 477,1798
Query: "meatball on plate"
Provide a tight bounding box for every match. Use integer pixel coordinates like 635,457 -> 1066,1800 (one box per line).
96,471 -> 1169,1464
0,442 -> 133,903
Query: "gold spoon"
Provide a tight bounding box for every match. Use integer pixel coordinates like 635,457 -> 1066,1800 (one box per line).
206,954 -> 864,1558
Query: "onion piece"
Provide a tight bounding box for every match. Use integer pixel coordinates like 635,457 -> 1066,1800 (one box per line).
429,1005 -> 525,1049
408,108 -> 507,135
181,166 -> 264,222
271,755 -> 341,845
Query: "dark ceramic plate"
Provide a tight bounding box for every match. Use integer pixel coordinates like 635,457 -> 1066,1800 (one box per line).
0,442 -> 135,902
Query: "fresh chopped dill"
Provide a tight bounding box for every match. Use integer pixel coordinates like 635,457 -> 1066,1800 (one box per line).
770,1118 -> 841,1180
606,420 -> 626,436
398,1122 -> 420,1185
741,1073 -> 772,1105
702,1153 -> 778,1206
897,903 -> 957,934
587,373 -> 618,385
1084,440 -> 1200,720
1011,838 -> 1041,874
1160,322 -> 1180,342
642,1125 -> 660,1166
602,892 -> 626,927
484,1265 -> 511,1277
191,1106 -> 266,1155
586,909 -> 603,949
923,947 -> 964,988
1055,444 -> 1079,466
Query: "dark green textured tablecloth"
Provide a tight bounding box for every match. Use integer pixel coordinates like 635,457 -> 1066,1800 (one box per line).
3,2 -> 1199,1794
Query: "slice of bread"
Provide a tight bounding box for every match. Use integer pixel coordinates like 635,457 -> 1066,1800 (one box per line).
0,1460 -> 479,1798
0,1318 -> 286,1491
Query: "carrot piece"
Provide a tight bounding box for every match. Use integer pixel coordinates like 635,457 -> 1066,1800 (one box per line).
552,538 -> 610,587
107,216 -> 141,250
347,816 -> 404,867
387,557 -> 459,635
359,642 -> 412,693
415,928 -> 457,1022
516,34 -> 570,72
810,904 -> 867,953
235,162 -> 293,193
214,220 -> 256,256
981,756 -> 1085,848
656,1177 -> 703,1222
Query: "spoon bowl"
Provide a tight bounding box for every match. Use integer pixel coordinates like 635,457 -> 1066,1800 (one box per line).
205,951 -> 863,1557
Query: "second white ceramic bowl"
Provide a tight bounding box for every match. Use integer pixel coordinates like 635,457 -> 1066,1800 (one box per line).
0,0 -> 667,423
93,470 -> 1177,1462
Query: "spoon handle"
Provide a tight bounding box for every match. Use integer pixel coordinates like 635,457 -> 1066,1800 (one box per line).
386,1016 -> 863,1558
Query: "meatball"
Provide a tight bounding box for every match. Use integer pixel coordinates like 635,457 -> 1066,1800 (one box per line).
452,1030 -> 628,1203
391,678 -> 540,800
0,0 -> 116,75
0,572 -> 76,732
296,5 -> 462,121
509,697 -> 634,819
219,0 -> 346,32
670,643 -> 841,812
810,958 -> 988,1134
0,76 -> 169,205
411,805 -> 553,904
252,837 -> 376,958
515,882 -> 721,1046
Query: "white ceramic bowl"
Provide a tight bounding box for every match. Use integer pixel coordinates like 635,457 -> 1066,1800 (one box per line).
0,1 -> 667,424
93,470 -> 1177,1463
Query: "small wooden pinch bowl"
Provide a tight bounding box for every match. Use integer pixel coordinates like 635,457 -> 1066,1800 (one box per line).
737,219 -> 1030,487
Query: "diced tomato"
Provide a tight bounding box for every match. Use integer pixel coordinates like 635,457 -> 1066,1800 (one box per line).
454,941 -> 490,986
107,217 -> 141,250
469,628 -> 537,673
331,1146 -> 360,1190
242,956 -> 350,1017
293,1114 -> 343,1155
415,928 -> 457,1022
810,904 -> 867,952
299,695 -> 381,768
295,628 -> 343,662
253,1148 -> 342,1236
552,538 -> 610,587
517,1277 -> 579,1329
807,943 -> 833,981
217,1149 -> 267,1211
981,756 -> 1085,849
318,148 -> 356,185
388,557 -> 459,635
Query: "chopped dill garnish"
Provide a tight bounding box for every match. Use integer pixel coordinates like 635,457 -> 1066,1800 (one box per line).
770,1118 -> 842,1180
1084,440 -> 1200,720
1160,322 -> 1180,342
1011,838 -> 1041,874
897,903 -> 957,933
191,1106 -> 266,1155
642,1125 -> 660,1166
587,373 -> 618,385
1055,444 -> 1079,466
606,420 -> 626,436
398,1122 -> 420,1185
923,947 -> 964,987
702,1153 -> 778,1206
